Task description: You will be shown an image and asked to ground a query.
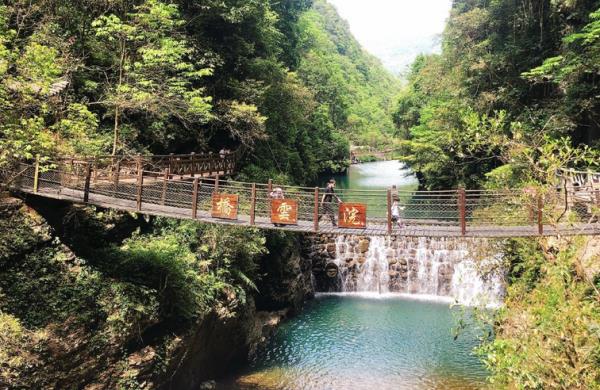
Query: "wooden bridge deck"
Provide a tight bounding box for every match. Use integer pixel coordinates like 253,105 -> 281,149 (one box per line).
6,158 -> 599,238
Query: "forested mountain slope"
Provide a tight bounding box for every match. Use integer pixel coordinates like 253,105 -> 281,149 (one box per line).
296,0 -> 401,149
390,2 -> 600,388
394,0 -> 600,190
0,1 -> 400,388
0,0 -> 400,184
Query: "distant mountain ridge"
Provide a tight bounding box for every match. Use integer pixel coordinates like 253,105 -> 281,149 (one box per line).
376,35 -> 442,76
297,0 -> 401,147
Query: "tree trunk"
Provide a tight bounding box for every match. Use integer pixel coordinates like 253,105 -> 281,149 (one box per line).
112,106 -> 119,156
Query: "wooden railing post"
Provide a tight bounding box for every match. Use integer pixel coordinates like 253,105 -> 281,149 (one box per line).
161,168 -> 168,205
313,187 -> 320,232
190,152 -> 195,177
387,188 -> 392,235
458,187 -> 466,236
250,183 -> 257,226
191,178 -> 199,219
136,155 -> 143,211
168,153 -> 174,179
92,156 -> 97,184
69,158 -> 74,187
214,174 -> 220,194
537,193 -> 544,235
113,160 -> 120,195
268,179 -> 273,194
83,162 -> 92,203
33,154 -> 40,193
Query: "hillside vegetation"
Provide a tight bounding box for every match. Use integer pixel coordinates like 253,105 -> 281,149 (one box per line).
394,0 -> 600,190
297,0 -> 401,149
0,1 -> 400,387
391,1 -> 600,388
0,0 -> 399,183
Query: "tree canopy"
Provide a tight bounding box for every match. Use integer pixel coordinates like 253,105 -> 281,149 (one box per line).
0,0 -> 400,184
393,0 -> 600,190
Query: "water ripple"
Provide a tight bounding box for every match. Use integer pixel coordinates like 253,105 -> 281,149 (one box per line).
222,295 -> 489,390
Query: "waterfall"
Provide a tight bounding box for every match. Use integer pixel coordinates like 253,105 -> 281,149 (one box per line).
326,235 -> 504,307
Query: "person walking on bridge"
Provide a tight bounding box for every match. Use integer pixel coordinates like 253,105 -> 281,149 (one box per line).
391,199 -> 405,229
319,179 -> 342,226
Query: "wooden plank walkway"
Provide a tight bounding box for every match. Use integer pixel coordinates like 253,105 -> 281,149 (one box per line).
4,156 -> 600,238
17,184 -> 600,238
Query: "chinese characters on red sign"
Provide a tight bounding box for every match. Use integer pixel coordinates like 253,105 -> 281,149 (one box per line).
271,199 -> 298,225
211,194 -> 239,220
338,203 -> 367,229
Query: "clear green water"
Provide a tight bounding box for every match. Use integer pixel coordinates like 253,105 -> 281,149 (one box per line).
321,160 -> 419,191
319,160 -> 419,217
221,295 -> 488,390
219,162 -> 488,389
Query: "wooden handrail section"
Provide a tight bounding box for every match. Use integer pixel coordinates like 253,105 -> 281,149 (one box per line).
2,158 -> 600,238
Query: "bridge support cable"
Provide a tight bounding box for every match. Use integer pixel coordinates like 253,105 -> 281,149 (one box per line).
4,156 -> 600,238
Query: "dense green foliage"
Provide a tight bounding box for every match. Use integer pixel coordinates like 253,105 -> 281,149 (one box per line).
0,2 -> 402,387
296,0 -> 400,149
0,0 -> 399,183
477,237 -> 600,389
0,203 -> 267,388
394,0 -> 600,190
2,1 -> 599,389
391,2 -> 600,387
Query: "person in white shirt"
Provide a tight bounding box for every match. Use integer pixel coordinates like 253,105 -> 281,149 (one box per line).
391,199 -> 405,229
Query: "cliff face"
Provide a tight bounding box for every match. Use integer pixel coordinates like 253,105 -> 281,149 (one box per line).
0,195 -> 163,389
0,195 -> 314,390
164,232 -> 315,390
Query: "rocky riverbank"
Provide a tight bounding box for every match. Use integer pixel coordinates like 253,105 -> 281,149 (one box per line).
0,195 -> 315,390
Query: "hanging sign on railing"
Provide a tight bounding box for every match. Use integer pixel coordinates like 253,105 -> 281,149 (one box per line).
338,203 -> 367,229
271,199 -> 299,225
211,194 -> 239,220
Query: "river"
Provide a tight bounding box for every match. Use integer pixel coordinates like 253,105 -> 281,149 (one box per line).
226,295 -> 487,390
321,160 -> 419,191
220,161 -> 491,390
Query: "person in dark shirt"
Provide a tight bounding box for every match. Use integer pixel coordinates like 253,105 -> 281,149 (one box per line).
319,179 -> 342,226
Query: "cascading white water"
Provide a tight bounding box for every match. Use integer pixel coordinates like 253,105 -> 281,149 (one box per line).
331,235 -> 504,307
356,236 -> 389,293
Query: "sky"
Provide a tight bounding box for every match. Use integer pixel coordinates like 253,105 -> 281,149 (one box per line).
327,0 -> 453,75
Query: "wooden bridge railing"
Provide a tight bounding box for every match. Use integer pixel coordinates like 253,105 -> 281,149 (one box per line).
54,149 -> 242,185
3,158 -> 599,237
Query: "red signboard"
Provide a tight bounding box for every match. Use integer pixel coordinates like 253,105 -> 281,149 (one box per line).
271,199 -> 299,225
338,203 -> 367,229
211,194 -> 239,220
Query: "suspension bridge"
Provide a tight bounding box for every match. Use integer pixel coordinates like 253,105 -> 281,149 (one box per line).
2,152 -> 599,238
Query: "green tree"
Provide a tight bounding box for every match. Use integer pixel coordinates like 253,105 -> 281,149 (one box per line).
92,0 -> 213,155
